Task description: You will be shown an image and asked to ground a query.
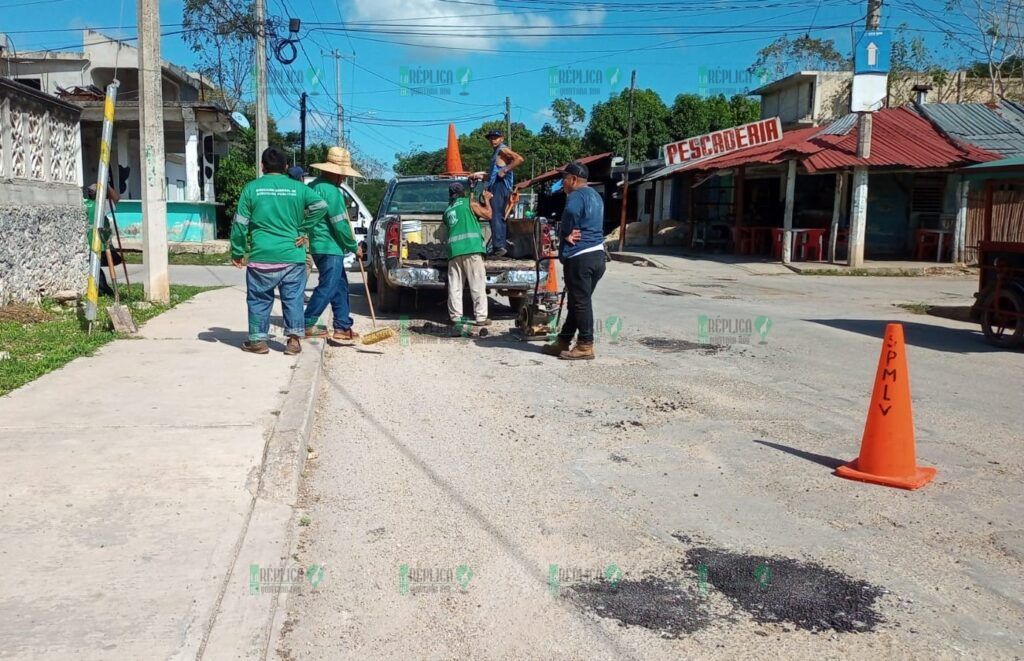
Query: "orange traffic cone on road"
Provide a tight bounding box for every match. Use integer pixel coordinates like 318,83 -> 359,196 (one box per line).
835,323 -> 937,490
543,258 -> 559,293
443,123 -> 468,176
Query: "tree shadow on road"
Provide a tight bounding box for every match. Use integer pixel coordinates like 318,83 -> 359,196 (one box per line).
807,318 -> 1000,354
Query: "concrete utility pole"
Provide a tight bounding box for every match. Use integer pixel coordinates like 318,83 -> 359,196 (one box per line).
254,0 -> 269,167
138,0 -> 169,303
849,0 -> 882,268
617,70 -> 637,253
323,49 -> 344,147
299,92 -> 307,165
505,96 -> 511,148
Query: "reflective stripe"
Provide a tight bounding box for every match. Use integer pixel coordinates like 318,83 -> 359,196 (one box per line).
307,200 -> 328,212
233,213 -> 250,226
329,213 -> 347,224
448,232 -> 479,244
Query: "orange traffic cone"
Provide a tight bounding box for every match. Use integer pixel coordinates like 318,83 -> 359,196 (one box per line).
835,323 -> 937,490
543,258 -> 559,293
442,123 -> 468,176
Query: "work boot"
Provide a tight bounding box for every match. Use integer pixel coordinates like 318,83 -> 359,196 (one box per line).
541,337 -> 571,356
284,336 -> 302,356
559,341 -> 595,361
305,325 -> 328,338
330,328 -> 359,343
241,340 -> 269,355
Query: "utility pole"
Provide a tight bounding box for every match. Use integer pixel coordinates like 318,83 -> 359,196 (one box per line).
254,0 -> 268,167
299,92 -> 307,165
138,0 -> 169,303
849,0 -> 882,267
323,49 -> 345,147
617,70 -> 637,253
505,96 -> 511,147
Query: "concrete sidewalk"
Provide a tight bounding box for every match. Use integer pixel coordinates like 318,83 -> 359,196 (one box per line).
0,287 -> 322,659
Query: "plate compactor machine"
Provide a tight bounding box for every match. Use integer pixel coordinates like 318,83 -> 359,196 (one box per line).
514,218 -> 566,340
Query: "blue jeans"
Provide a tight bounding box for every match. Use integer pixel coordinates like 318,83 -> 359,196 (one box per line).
246,263 -> 307,342
488,185 -> 510,252
304,253 -> 354,331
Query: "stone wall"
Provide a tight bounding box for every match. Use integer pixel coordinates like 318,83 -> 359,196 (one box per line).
0,203 -> 87,304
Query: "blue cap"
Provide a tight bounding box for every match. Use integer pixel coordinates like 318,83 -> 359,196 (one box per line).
287,166 -> 306,181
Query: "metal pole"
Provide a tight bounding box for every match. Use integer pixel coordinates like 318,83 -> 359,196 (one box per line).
85,81 -> 119,325
299,92 -> 307,164
617,69 -> 636,253
254,0 -> 268,165
505,96 -> 511,148
138,0 -> 169,302
334,51 -> 343,147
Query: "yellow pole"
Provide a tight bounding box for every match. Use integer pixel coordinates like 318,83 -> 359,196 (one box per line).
85,81 -> 119,327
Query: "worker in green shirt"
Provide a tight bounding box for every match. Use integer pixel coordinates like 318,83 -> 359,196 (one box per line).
303,147 -> 362,344
231,147 -> 328,356
444,181 -> 493,327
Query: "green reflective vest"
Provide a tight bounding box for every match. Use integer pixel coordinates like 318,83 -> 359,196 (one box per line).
443,196 -> 485,259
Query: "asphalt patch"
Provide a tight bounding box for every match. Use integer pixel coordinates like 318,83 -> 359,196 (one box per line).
640,337 -> 725,355
564,575 -> 711,638
685,547 -> 885,633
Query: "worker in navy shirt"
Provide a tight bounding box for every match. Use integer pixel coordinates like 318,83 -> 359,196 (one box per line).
542,161 -> 606,360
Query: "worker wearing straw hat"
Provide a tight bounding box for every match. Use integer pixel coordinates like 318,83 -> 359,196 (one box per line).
304,146 -> 363,344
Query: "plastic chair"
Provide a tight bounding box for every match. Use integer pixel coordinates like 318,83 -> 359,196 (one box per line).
915,230 -> 940,260
771,228 -> 784,260
731,227 -> 752,255
797,229 -> 826,261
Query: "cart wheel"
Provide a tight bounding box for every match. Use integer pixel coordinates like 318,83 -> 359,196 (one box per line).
981,288 -> 1024,348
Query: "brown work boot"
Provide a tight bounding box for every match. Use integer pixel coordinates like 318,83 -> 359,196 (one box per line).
541,338 -> 572,356
559,341 -> 595,360
241,340 -> 269,355
330,328 -> 359,344
305,325 -> 328,338
284,335 -> 302,355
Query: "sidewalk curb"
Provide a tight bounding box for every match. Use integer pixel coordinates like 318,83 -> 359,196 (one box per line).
196,338 -> 326,660
607,250 -> 669,269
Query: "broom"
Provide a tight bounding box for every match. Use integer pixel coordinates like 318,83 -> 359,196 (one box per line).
355,244 -> 396,345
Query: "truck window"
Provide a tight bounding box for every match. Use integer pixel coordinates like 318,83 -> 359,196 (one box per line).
387,180 -> 467,214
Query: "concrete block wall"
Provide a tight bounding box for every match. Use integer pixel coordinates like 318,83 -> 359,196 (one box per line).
0,203 -> 88,304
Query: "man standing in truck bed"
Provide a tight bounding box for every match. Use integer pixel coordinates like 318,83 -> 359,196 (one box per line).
474,129 -> 523,258
444,182 -> 494,329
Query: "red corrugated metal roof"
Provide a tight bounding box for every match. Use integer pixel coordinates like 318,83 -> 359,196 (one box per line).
671,107 -> 999,175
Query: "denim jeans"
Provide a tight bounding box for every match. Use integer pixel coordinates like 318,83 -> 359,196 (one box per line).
246,263 -> 307,342
488,185 -> 510,252
304,253 -> 354,331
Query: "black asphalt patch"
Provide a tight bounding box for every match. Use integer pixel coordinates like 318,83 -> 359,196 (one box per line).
564,575 -> 711,638
685,547 -> 885,633
640,337 -> 725,354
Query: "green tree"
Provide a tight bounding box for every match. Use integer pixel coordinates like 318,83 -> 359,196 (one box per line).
750,34 -> 850,79
667,93 -> 712,141
182,0 -> 256,111
583,88 -> 671,160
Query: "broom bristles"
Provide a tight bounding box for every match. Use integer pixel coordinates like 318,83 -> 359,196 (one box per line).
361,326 -> 397,345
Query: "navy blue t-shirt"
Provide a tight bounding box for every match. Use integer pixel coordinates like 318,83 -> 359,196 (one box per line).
559,185 -> 604,260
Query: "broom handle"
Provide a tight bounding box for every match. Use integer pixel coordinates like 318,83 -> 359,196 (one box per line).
110,208 -> 131,288
356,240 -> 380,331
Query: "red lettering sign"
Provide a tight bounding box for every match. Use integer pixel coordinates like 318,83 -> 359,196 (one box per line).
662,117 -> 783,166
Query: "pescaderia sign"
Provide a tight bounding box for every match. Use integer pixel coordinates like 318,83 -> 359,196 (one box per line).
662,117 -> 783,166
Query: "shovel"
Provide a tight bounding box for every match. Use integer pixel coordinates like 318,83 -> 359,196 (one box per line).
104,246 -> 137,334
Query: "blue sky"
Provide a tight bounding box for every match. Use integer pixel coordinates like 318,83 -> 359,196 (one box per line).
2,0 -> 975,172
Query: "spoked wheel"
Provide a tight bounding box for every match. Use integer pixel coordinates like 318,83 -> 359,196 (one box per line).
981,288 -> 1024,348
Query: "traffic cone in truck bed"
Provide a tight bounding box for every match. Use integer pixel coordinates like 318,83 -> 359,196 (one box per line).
443,123 -> 468,176
835,323 -> 937,490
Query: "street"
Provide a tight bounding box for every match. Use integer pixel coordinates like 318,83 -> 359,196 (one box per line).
273,257 -> 1024,659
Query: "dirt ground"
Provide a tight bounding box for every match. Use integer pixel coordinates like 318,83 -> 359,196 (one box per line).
277,258 -> 1023,660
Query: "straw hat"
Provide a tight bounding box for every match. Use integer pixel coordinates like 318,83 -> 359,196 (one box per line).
311,146 -> 362,178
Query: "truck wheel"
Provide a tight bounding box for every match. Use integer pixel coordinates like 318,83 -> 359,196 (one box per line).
981,288 -> 1024,348
376,270 -> 401,313
508,295 -> 529,315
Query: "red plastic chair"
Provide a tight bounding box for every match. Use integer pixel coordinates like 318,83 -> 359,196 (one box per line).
797,229 -> 827,261
731,227 -> 752,255
771,228 -> 784,260
915,229 -> 940,260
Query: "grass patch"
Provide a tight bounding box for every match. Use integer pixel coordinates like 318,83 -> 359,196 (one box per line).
0,284 -> 215,397
895,302 -> 933,315
122,250 -> 233,266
